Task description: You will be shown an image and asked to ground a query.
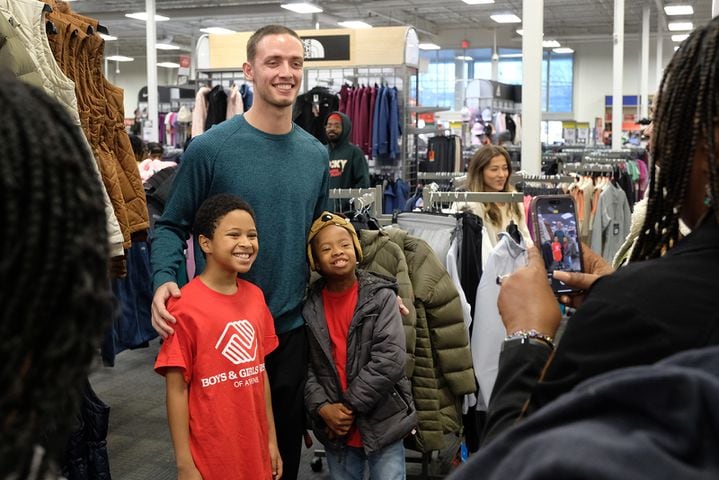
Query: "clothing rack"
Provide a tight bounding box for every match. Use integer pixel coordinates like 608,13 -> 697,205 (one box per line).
329,185 -> 384,218
416,171 -> 467,191
416,172 -> 465,180
195,69 -> 247,88
562,163 -> 616,174
422,190 -> 525,209
583,156 -> 628,164
511,173 -> 576,184
303,65 -> 418,184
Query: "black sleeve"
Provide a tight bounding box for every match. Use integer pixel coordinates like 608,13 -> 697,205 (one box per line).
480,342 -> 552,446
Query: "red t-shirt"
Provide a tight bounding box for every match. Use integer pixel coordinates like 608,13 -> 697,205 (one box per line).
552,241 -> 563,262
155,277 -> 279,479
321,281 -> 362,448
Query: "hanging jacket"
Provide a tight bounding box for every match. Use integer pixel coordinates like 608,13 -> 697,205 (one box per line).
62,381 -> 111,480
304,270 -> 417,455
384,228 -> 476,452
325,111 -> 370,191
359,229 -> 417,376
372,86 -> 389,157
293,86 -> 339,143
239,83 -> 253,111
0,10 -> 44,88
204,84 -> 228,131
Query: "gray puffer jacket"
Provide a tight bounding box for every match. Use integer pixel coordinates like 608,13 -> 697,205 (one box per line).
304,270 -> 418,454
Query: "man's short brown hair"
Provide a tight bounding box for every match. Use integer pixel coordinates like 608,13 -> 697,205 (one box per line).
246,25 -> 303,63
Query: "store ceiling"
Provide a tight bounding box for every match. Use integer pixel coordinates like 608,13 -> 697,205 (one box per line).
69,0 -> 712,60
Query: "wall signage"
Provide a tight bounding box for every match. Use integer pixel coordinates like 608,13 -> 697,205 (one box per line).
301,34 -> 351,61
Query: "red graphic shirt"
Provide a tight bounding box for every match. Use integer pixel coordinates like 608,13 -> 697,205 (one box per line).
552,241 -> 563,262
155,277 -> 278,479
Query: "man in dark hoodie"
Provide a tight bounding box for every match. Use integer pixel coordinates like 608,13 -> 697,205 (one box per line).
325,111 -> 370,191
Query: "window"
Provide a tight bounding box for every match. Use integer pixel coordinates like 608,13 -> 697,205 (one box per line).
419,48 -> 574,114
546,53 -> 573,113
418,59 -> 455,108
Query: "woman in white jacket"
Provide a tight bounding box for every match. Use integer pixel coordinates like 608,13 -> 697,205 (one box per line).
451,145 -> 530,249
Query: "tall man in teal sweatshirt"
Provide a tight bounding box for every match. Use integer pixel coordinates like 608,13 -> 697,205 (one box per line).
150,25 -> 328,480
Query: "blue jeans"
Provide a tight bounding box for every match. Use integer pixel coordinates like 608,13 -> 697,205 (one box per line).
326,440 -> 405,480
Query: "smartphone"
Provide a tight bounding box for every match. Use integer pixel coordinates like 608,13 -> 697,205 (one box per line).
530,195 -> 584,295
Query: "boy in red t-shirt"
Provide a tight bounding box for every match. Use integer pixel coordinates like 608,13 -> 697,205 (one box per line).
551,235 -> 563,268
303,212 -> 417,479
155,194 -> 281,480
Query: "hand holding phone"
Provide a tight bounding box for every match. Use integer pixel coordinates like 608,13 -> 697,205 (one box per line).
530,195 -> 585,295
553,242 -> 614,307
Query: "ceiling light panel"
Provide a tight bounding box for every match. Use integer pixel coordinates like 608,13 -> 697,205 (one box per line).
671,33 -> 690,42
99,33 -> 117,41
462,0 -> 495,4
156,43 -> 181,50
490,13 -> 522,24
200,27 -> 237,35
668,22 -> 693,31
553,47 -> 574,54
664,5 -> 694,16
280,3 -> 323,14
418,43 -> 441,50
542,40 -> 561,48
157,62 -> 181,68
338,21 -> 372,29
125,12 -> 170,21
106,55 -> 134,62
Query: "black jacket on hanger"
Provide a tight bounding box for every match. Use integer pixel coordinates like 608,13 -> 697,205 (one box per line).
204,85 -> 228,132
293,86 -> 339,143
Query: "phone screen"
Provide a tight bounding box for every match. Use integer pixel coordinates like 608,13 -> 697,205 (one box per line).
532,196 -> 583,294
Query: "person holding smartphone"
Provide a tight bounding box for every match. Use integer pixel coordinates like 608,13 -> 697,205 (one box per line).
461,16 -> 719,456
450,145 -> 530,251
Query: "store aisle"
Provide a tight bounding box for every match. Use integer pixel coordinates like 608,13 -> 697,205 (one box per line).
89,339 -> 334,479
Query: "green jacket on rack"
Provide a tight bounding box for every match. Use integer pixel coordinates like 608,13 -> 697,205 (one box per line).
363,227 -> 476,452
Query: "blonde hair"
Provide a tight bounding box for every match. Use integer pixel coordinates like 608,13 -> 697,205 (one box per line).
466,145 -> 522,226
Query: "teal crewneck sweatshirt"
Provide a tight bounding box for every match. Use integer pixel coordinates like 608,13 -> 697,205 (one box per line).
151,115 -> 329,334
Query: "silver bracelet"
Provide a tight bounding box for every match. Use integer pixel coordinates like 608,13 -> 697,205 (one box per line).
504,329 -> 555,349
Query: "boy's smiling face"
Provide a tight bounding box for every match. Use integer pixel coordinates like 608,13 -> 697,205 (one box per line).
312,225 -> 357,279
201,209 -> 258,274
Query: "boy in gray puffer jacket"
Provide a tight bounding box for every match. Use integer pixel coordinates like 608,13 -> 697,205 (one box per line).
304,211 -> 417,479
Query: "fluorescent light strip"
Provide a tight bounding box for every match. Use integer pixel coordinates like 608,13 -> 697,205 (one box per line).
490,13 -> 521,24
338,20 -> 372,29
542,40 -> 561,48
125,12 -> 170,21
99,33 -> 117,41
553,47 -> 574,54
500,53 -> 523,58
462,0 -> 495,4
157,62 -> 180,68
106,55 -> 134,62
671,33 -> 689,42
455,55 -> 473,61
664,5 -> 693,16
668,22 -> 693,31
418,42 -> 441,50
280,3 -> 323,14
156,43 -> 181,50
200,27 -> 237,35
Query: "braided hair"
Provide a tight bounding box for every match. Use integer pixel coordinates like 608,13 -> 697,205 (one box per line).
631,17 -> 719,261
0,75 -> 113,476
